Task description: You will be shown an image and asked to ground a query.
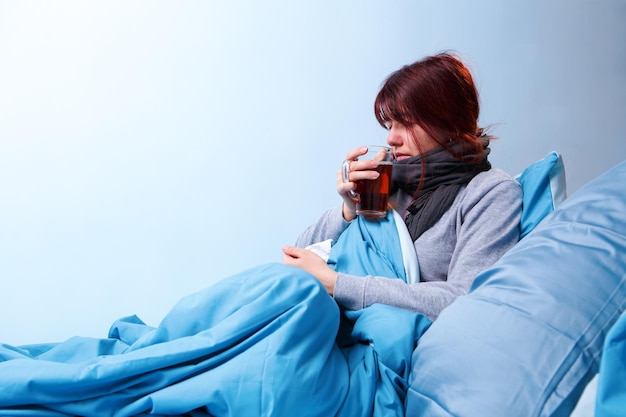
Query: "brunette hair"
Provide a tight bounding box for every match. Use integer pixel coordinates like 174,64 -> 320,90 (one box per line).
374,52 -> 492,159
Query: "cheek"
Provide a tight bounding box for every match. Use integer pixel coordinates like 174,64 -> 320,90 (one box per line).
406,142 -> 421,157
421,141 -> 439,153
411,135 -> 440,155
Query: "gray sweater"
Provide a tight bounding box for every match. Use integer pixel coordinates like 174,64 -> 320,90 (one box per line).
295,168 -> 522,321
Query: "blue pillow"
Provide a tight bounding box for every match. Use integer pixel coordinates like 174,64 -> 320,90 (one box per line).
515,151 -> 567,238
595,310 -> 626,416
405,160 -> 626,417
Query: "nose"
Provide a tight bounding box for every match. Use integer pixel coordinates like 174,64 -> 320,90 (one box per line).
386,129 -> 402,147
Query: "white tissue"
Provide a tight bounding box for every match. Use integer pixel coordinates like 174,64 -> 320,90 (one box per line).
305,239 -> 333,262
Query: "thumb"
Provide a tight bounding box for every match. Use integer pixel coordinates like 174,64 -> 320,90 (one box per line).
281,245 -> 302,258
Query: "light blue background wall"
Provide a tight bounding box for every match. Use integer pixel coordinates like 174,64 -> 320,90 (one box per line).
1,0 -> 625,345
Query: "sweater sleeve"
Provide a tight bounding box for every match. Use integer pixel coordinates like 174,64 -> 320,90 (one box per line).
333,175 -> 522,321
294,205 -> 351,248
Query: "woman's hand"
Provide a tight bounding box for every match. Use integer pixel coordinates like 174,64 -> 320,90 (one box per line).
282,246 -> 338,295
337,146 -> 381,222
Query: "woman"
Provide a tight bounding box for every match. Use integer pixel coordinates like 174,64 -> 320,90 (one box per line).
283,52 -> 523,321
0,53 -> 522,417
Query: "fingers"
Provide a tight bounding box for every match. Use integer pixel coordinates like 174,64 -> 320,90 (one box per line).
335,146 -> 385,222
282,254 -> 295,265
343,160 -> 380,182
342,146 -> 381,182
345,147 -> 378,178
336,158 -> 379,197
281,246 -> 337,295
335,171 -> 358,221
282,246 -> 326,271
281,245 -> 304,259
282,245 -> 299,266
345,146 -> 368,161
336,169 -> 355,192
336,168 -> 358,202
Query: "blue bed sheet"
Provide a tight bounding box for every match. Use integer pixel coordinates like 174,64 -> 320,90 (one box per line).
0,212 -> 430,417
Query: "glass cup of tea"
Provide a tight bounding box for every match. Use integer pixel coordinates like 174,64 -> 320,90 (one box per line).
349,146 -> 396,219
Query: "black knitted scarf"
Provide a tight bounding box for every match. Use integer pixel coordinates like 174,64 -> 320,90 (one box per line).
390,139 -> 491,241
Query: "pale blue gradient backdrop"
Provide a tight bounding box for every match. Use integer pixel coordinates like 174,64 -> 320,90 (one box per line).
1,1 -> 625,345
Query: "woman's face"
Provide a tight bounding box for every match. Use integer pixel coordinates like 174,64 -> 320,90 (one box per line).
385,122 -> 439,161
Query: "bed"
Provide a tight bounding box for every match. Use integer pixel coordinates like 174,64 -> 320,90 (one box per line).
1,153 -> 625,417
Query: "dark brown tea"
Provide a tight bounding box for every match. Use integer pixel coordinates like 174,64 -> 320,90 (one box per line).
355,162 -> 393,218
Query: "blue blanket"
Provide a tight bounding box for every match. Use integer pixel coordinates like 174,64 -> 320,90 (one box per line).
0,212 -> 430,417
